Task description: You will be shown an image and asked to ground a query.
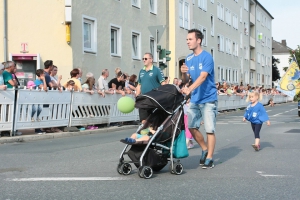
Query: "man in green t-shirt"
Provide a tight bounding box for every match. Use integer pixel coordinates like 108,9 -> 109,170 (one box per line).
136,52 -> 165,123
3,61 -> 17,89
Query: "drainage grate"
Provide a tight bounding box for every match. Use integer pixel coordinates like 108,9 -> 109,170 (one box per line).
285,129 -> 300,133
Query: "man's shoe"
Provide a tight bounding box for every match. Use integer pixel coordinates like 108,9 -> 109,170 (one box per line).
202,159 -> 214,169
199,151 -> 208,165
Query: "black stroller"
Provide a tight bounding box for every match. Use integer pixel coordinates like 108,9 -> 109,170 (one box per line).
117,84 -> 189,179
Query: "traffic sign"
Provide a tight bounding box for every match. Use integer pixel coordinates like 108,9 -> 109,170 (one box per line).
148,25 -> 166,43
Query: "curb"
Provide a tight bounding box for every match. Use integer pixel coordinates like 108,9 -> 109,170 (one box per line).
0,125 -> 139,144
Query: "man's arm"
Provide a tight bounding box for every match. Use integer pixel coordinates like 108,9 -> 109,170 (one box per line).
180,63 -> 190,83
135,84 -> 141,96
7,79 -> 17,87
188,72 -> 208,93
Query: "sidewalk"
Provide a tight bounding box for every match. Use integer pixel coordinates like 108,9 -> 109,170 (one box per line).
0,125 -> 139,144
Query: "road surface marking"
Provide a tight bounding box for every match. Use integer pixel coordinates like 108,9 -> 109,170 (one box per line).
6,177 -> 130,181
256,171 -> 289,177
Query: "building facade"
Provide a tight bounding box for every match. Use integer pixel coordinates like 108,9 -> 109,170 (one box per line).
1,0 -> 272,88
167,0 -> 273,88
1,0 -> 166,87
272,39 -> 293,77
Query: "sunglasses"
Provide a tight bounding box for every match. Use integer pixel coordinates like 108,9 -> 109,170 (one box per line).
142,58 -> 151,60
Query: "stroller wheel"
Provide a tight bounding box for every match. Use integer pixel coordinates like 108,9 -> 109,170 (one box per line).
141,166 -> 153,179
138,166 -> 144,178
121,163 -> 132,175
174,163 -> 183,175
117,163 -> 123,174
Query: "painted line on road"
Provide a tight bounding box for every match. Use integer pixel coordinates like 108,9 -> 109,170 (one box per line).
260,175 -> 289,177
233,123 -> 247,124
272,113 -> 283,116
256,171 -> 290,178
216,122 -> 228,124
266,110 -> 272,112
6,177 -> 130,182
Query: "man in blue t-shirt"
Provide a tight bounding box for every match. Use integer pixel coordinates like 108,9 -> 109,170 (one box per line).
181,29 -> 218,169
136,52 -> 165,123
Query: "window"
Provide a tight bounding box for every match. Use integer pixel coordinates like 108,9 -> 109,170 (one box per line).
257,73 -> 260,85
261,14 -> 264,26
83,16 -> 97,53
211,15 -> 214,36
179,0 -> 184,27
184,2 -> 189,29
233,42 -> 236,56
149,0 -> 157,14
198,0 -> 207,11
211,48 -> 214,58
261,54 -> 264,66
225,8 -> 231,26
132,0 -> 141,8
218,35 -> 224,52
132,31 -> 141,59
240,6 -> 242,23
240,32 -> 243,48
202,27 -> 207,46
233,14 -> 238,29
244,22 -> 248,35
180,1 -> 190,29
257,9 -> 261,21
244,0 -> 248,11
257,31 -> 260,42
250,71 -> 254,85
110,24 -> 121,56
217,2 -> 224,21
257,52 -> 261,64
228,68 -> 232,82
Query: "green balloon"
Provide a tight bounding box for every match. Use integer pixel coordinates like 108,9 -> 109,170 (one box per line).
117,96 -> 135,114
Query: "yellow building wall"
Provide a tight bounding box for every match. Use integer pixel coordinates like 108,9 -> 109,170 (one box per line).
168,0 -> 176,81
0,2 -> 5,62
5,0 -> 72,83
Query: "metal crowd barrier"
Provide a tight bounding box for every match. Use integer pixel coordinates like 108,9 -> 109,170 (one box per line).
0,89 -> 15,133
0,89 -> 294,136
14,89 -> 72,133
70,92 -> 138,127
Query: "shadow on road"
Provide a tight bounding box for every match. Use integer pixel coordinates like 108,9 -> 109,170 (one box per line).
213,146 -> 242,165
259,142 -> 274,150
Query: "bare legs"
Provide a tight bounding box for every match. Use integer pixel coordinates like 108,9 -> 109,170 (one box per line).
189,128 -> 216,159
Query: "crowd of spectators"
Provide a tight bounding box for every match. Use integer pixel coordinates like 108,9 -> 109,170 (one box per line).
0,60 -> 287,136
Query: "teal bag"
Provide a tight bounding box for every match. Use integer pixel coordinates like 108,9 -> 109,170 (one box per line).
173,130 -> 189,158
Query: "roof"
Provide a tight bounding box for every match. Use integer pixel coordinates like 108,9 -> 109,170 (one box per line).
272,39 -> 293,54
256,0 -> 274,19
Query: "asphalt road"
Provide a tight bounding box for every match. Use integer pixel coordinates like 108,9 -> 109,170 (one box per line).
0,102 -> 299,200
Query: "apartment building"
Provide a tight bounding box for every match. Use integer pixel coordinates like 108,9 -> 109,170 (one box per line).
168,0 -> 273,87
1,0 -> 166,87
1,0 -> 272,88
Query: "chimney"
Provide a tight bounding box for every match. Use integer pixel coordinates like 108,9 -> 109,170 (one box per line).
281,40 -> 287,46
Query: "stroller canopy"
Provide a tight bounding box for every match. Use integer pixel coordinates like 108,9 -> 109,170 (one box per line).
135,84 -> 184,114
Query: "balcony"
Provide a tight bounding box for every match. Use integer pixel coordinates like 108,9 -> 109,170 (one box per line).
250,60 -> 256,70
250,13 -> 255,26
250,36 -> 255,48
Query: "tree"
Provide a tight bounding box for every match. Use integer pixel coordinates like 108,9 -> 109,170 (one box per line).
272,56 -> 281,81
289,45 -> 300,65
